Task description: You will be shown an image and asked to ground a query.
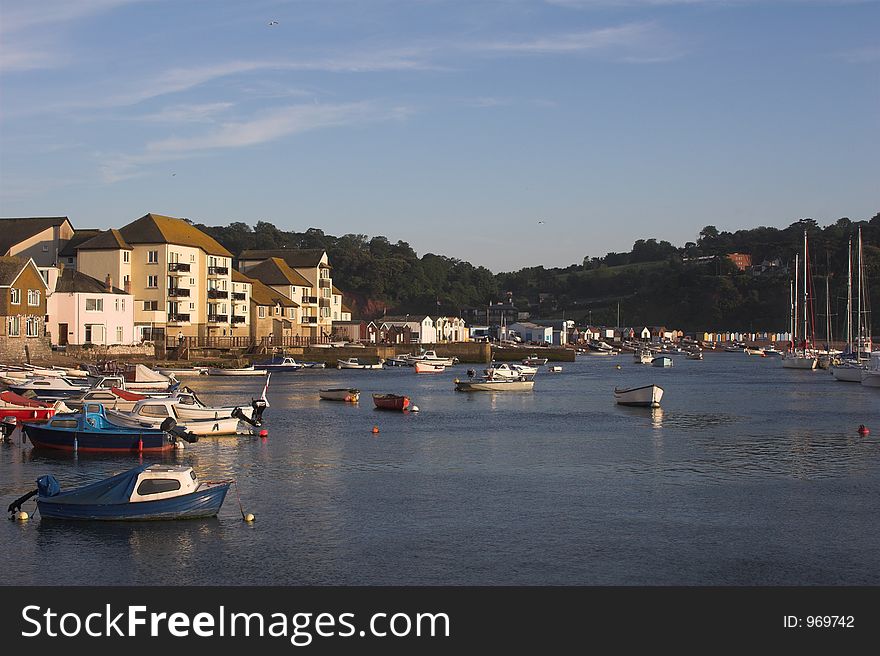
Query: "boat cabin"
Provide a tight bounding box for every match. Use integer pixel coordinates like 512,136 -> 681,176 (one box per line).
129,464 -> 200,503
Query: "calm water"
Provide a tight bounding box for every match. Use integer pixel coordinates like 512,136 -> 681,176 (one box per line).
2,353 -> 878,585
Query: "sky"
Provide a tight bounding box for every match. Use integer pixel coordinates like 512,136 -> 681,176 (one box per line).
0,0 -> 877,272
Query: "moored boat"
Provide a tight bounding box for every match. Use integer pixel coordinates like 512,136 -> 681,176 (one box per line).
634,348 -> 653,365
651,356 -> 673,368
414,361 -> 446,374
0,391 -> 60,422
104,398 -> 244,435
337,358 -> 384,370
522,354 -> 549,366
205,366 -> 267,376
372,394 -> 411,411
614,384 -> 663,408
8,464 -> 230,521
319,388 -> 360,402
254,357 -> 304,372
22,406 -> 196,453
454,378 -> 535,392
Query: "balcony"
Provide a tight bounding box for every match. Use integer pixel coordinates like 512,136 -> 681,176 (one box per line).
208,314 -> 228,323
232,291 -> 246,301
168,287 -> 190,298
167,313 -> 191,323
319,278 -> 332,288
302,316 -> 318,324
301,295 -> 318,305
207,289 -> 228,299
168,262 -> 191,273
207,266 -> 229,276
231,315 -> 246,324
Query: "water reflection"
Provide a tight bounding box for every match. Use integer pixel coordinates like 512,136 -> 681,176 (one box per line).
651,407 -> 664,429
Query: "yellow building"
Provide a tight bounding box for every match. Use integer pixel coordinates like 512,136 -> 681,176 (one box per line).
76,213 -> 239,342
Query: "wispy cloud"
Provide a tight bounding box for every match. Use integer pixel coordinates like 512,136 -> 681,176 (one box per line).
0,0 -> 151,34
101,101 -> 410,182
546,0 -> 878,6
133,102 -> 236,124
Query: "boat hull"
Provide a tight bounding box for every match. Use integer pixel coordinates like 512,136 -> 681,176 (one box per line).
37,484 -> 230,520
832,365 -> 865,382
372,394 -> 410,410
781,356 -> 817,370
614,385 -> 663,407
320,389 -> 360,402
24,424 -> 176,453
455,380 -> 535,392
414,361 -> 446,373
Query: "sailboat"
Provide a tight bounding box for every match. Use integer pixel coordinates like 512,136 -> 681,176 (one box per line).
833,228 -> 873,382
782,230 -> 818,370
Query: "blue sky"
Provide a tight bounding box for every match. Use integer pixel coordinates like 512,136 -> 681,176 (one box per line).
1,0 -> 877,271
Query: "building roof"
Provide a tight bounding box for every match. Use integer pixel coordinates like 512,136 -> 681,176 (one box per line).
54,268 -> 127,295
231,268 -> 252,284
59,229 -> 103,257
238,248 -> 328,269
341,303 -> 353,313
248,277 -> 298,308
381,315 -> 429,323
76,228 -> 132,251
332,319 -> 364,325
0,256 -> 46,288
0,217 -> 72,256
246,257 -> 312,287
115,213 -> 232,257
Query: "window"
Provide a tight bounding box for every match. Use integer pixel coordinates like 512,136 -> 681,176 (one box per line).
116,327 -> 124,343
28,289 -> 40,306
147,275 -> 158,288
67,257 -> 74,264
274,306 -> 280,316
123,274 -> 130,287
84,324 -> 92,342
10,288 -> 20,305
190,254 -> 195,262
85,298 -> 103,312
51,419 -> 78,428
240,305 -> 247,314
121,299 -> 125,312
258,306 -> 266,319
189,278 -> 195,286
320,307 -> 330,318
138,405 -> 171,418
115,299 -> 119,311
322,288 -> 331,298
148,250 -> 158,263
42,244 -> 49,252
136,479 -> 181,495
123,251 -> 130,263
334,296 -> 339,305
26,316 -> 39,337
8,317 -> 20,337
189,302 -> 195,310
333,312 -> 338,321
143,300 -> 158,311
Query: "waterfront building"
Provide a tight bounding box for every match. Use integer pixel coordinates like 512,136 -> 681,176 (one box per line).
508,322 -> 553,344
57,229 -> 102,269
379,315 -> 437,344
229,269 -> 252,337
75,213 -> 238,342
245,275 -> 298,342
0,256 -> 50,360
46,267 -> 134,346
332,320 -> 367,343
434,316 -> 468,343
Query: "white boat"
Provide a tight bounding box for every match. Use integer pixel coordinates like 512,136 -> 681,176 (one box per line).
455,377 -> 535,392
522,354 -> 549,365
8,376 -> 90,400
205,365 -> 267,376
336,358 -> 384,370
832,361 -> 867,383
483,362 -> 533,380
548,365 -> 563,372
614,384 -> 664,408
634,348 -> 653,365
861,352 -> 880,388
686,351 -> 703,360
404,350 -> 458,366
782,354 -> 818,370
651,356 -> 673,368
761,348 -> 783,357
156,367 -> 208,377
319,388 -> 360,402
744,348 -> 765,356
414,361 -> 446,373
384,356 -> 412,367
105,398 -> 243,435
254,357 -> 304,372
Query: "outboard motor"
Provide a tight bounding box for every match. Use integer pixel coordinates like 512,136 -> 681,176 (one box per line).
232,397 -> 267,429
7,488 -> 37,519
466,369 -> 476,379
1,416 -> 17,443
159,417 -> 199,444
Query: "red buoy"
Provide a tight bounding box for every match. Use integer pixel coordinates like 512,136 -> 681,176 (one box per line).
138,437 -> 143,452
858,425 -> 870,436
259,429 -> 268,438
372,426 -> 380,434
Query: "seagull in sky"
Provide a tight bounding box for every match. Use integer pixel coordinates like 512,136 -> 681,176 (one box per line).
537,220 -> 545,224
268,20 -> 279,26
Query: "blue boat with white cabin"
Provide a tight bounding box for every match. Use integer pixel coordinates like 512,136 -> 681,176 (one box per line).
7,464 -> 230,521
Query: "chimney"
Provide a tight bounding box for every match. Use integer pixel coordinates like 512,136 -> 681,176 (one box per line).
105,274 -> 112,292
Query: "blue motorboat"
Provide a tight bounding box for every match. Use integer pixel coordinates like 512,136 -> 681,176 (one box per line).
7,464 -> 231,521
254,356 -> 304,372
22,405 -> 197,453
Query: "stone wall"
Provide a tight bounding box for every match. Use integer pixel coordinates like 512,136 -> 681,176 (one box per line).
0,336 -> 53,363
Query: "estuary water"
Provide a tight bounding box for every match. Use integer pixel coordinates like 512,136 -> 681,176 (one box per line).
1,352 -> 878,585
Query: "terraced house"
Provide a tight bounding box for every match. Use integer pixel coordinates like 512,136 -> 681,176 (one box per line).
74,213 -> 241,342
238,249 -> 336,340
0,256 -> 50,360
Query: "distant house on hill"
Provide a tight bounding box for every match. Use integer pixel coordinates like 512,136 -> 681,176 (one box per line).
727,252 -> 752,271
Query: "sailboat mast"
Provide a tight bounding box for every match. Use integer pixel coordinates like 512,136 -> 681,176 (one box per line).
856,227 -> 863,362
803,230 -> 809,351
826,272 -> 831,350
846,238 -> 853,354
793,252 -> 799,349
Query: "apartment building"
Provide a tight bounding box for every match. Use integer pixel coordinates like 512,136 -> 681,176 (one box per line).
0,217 -> 75,267
76,213 -> 239,341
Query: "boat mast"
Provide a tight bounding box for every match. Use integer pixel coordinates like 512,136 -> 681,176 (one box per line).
856,227 -> 863,362
803,230 -> 809,352
846,238 -> 853,355
793,252 -> 799,351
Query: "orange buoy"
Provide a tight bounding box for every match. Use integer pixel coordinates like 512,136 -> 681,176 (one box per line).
372,426 -> 380,434
858,425 -> 870,436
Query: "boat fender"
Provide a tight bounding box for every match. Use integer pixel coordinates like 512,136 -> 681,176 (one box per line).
15,511 -> 29,521
411,405 -> 419,412
372,426 -> 379,434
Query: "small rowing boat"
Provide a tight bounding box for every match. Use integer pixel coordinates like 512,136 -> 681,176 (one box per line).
319,388 -> 360,402
414,361 -> 446,373
372,394 -> 410,411
613,384 -> 663,408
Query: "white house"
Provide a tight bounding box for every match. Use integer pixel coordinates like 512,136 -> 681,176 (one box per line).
434,316 -> 468,342
508,322 -> 553,344
381,315 -> 437,343
47,267 -> 134,346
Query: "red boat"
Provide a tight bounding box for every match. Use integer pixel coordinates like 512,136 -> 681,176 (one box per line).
372,394 -> 410,411
0,391 -> 58,422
